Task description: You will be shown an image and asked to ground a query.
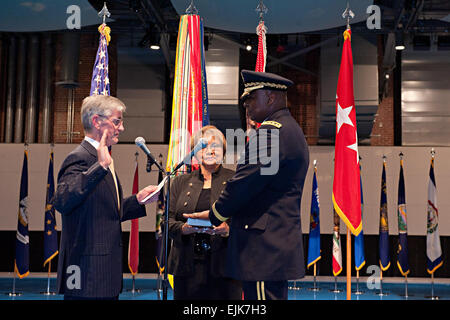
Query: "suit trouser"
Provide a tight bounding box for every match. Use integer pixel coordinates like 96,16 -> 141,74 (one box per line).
242,280 -> 288,300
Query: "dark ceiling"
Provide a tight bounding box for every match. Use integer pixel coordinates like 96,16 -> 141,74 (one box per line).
87,1 -> 450,68
86,1 -> 449,143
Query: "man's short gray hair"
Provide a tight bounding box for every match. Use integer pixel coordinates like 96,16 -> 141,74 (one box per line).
81,95 -> 126,132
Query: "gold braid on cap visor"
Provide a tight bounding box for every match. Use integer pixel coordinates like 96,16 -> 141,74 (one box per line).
241,82 -> 288,98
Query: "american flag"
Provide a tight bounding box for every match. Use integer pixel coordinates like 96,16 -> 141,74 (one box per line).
90,23 -> 110,96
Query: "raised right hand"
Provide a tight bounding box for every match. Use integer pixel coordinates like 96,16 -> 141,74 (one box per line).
97,129 -> 112,169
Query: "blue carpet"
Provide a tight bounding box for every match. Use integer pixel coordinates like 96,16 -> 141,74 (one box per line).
1,277 -> 449,300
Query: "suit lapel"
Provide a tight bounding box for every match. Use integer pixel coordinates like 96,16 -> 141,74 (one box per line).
105,169 -> 120,213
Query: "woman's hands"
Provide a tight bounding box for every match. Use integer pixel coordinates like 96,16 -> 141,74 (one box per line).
181,211 -> 229,237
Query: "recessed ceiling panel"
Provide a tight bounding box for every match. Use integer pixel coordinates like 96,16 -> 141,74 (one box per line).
0,0 -> 109,32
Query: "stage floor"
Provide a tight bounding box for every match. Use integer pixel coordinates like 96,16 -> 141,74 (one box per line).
1,274 -> 449,300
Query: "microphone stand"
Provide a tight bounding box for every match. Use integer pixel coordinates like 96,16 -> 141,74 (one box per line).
162,168 -> 171,300
148,157 -> 187,300
137,137 -> 206,299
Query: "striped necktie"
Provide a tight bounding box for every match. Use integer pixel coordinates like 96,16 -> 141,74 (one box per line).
109,159 -> 120,210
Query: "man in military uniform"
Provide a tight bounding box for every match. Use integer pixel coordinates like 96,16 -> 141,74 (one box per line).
185,70 -> 309,300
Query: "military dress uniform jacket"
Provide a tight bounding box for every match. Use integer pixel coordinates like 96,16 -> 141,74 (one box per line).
168,166 -> 234,277
54,140 -> 146,298
209,108 -> 309,281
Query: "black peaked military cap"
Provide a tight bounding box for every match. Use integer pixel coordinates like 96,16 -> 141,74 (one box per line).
240,69 -> 294,99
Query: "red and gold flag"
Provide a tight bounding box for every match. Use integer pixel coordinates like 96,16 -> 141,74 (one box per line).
167,14 -> 209,173
332,29 -> 362,236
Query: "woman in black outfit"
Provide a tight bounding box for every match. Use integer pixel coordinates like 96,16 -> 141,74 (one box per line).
168,125 -> 242,300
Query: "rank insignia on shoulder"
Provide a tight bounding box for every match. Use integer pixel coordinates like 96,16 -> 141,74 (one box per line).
261,121 -> 282,128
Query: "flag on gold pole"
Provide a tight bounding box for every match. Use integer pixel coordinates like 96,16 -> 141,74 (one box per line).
332,27 -> 361,237
332,4 -> 360,299
246,1 -> 268,132
15,149 -> 29,279
128,154 -> 140,275
332,209 -> 342,277
379,158 -> 391,272
43,149 -> 58,268
166,14 -> 209,173
427,150 -> 442,274
307,162 -> 321,269
397,154 -> 410,276
90,22 -> 111,96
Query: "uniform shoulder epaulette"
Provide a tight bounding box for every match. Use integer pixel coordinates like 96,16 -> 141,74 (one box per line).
260,120 -> 282,128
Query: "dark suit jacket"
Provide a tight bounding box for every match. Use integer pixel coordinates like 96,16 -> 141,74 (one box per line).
168,166 -> 234,277
210,108 -> 309,281
54,140 -> 146,298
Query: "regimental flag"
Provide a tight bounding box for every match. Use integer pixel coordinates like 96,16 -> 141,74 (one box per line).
332,29 -> 362,236
128,157 -> 139,275
43,150 -> 58,267
397,157 -> 410,276
332,209 -> 342,277
426,153 -> 443,274
255,19 -> 267,73
379,159 -> 390,271
90,23 -> 111,96
354,164 -> 365,271
307,165 -> 321,268
166,14 -> 209,173
155,158 -> 165,276
15,150 -> 29,278
245,15 -> 268,132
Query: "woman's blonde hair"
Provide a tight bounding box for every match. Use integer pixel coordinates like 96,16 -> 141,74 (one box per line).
191,125 -> 226,154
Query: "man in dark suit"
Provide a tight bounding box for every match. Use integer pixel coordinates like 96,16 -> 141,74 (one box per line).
54,95 -> 159,300
186,70 -> 309,300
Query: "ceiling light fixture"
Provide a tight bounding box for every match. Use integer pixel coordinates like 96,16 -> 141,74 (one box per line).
395,32 -> 405,51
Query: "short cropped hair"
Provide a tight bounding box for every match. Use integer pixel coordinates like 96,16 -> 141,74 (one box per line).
191,125 -> 226,154
81,95 -> 126,132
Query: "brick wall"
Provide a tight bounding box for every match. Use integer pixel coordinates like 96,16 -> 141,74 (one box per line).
285,72 -> 318,145
52,31 -> 117,144
282,42 -> 320,146
0,31 -> 117,144
370,35 -> 395,146
240,35 -> 320,146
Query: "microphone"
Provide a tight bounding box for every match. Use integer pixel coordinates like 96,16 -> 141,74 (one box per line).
172,138 -> 208,172
135,137 -> 163,172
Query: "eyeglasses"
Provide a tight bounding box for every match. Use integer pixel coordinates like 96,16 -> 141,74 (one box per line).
98,115 -> 123,127
205,142 -> 222,150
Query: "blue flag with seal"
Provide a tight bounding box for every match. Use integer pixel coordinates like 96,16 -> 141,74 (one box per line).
354,163 -> 365,271
427,152 -> 442,274
15,150 -> 29,278
397,156 -> 410,276
43,150 -> 58,267
307,164 -> 321,268
379,158 -> 390,271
